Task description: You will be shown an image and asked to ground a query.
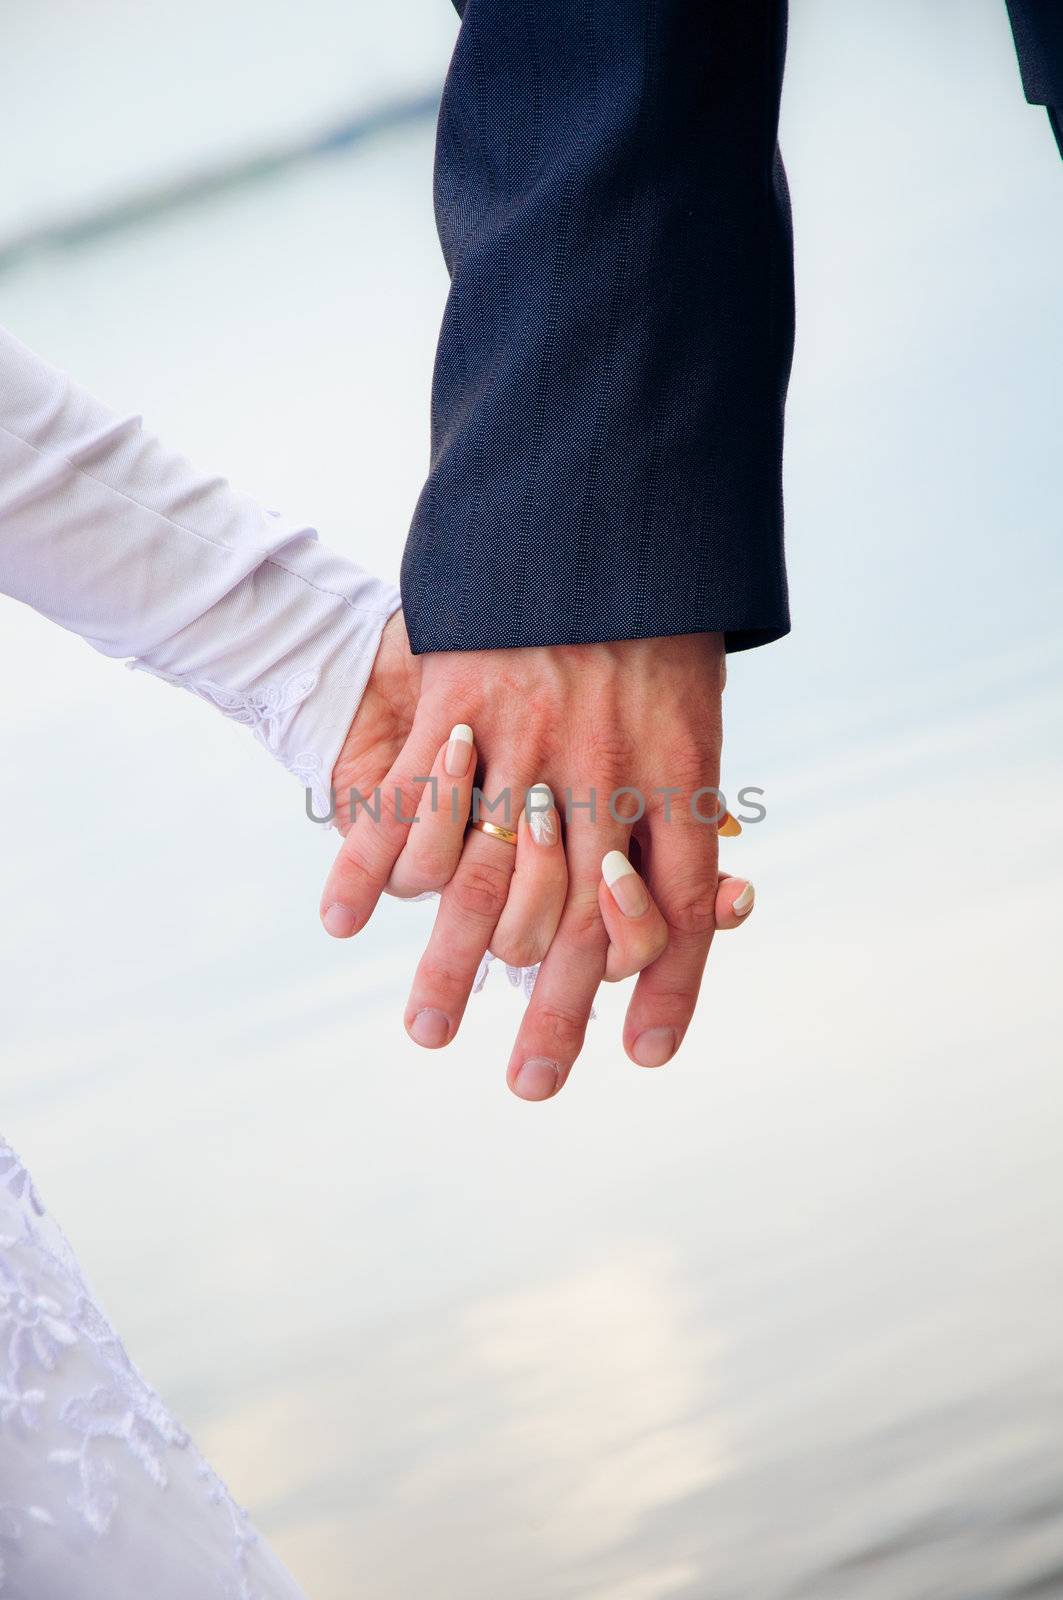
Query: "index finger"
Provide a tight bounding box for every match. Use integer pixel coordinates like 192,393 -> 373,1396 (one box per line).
622,804 -> 719,1067
504,802 -> 625,1100
319,722 -> 443,938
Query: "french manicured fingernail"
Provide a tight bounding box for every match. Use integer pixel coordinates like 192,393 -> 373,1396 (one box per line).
409,1007 -> 450,1048
513,1057 -> 560,1101
602,850 -> 650,918
444,723 -> 473,777
632,1026 -> 678,1068
719,811 -> 743,838
323,903 -> 359,938
526,783 -> 559,847
732,881 -> 755,916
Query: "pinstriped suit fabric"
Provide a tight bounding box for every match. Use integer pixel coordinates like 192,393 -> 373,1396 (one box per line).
403,0 -> 794,655
402,0 -> 1060,657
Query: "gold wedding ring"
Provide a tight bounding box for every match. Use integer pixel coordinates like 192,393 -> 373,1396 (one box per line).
468,818 -> 519,847
468,814 -> 737,843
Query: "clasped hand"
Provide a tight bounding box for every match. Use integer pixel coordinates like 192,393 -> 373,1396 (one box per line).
320,615 -> 755,1100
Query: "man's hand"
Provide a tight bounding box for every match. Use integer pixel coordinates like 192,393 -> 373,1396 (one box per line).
324,631 -> 737,1099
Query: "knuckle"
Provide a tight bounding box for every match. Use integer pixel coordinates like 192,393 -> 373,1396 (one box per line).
521,703 -> 562,755
336,835 -> 377,889
529,1005 -> 585,1058
451,858 -> 511,922
562,892 -> 606,945
403,844 -> 456,894
492,928 -> 546,969
669,738 -> 715,793
639,983 -> 699,1017
585,728 -> 637,786
416,954 -> 467,999
665,891 -> 717,937
383,779 -> 423,830
645,749 -> 719,819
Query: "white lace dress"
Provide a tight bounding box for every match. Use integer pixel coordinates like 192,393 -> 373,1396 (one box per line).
0,325 -> 404,1596
0,1141 -> 307,1599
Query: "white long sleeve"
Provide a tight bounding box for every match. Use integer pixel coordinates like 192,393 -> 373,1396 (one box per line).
0,326 -> 401,810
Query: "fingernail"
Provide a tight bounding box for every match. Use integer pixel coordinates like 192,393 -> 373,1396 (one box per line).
513,1057 -> 560,1101
526,783 -> 559,847
323,903 -> 359,938
409,1007 -> 451,1048
719,811 -> 743,838
732,881 -> 755,916
602,849 -> 650,918
444,723 -> 473,777
632,1026 -> 678,1068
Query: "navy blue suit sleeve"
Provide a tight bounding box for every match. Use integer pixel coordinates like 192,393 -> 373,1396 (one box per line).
401,0 -> 794,655
1005,0 -> 1063,155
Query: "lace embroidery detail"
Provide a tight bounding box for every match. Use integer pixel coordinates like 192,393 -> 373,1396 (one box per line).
1,1269 -> 78,1379
286,751 -> 325,809
471,951 -> 596,1018
0,1138 -> 267,1597
50,1379 -> 188,1536
130,660 -> 324,783
0,1149 -> 43,1219
179,669 -> 318,753
472,950 -> 540,1000
410,905 -> 542,1002
197,1460 -> 261,1600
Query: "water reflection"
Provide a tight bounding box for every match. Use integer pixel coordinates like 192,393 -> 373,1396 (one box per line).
199,1248 -> 729,1598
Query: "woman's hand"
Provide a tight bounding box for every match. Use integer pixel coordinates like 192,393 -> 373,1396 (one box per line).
329,610 -> 422,841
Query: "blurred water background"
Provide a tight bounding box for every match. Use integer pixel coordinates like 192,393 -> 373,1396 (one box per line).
1,2 -> 1061,1595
